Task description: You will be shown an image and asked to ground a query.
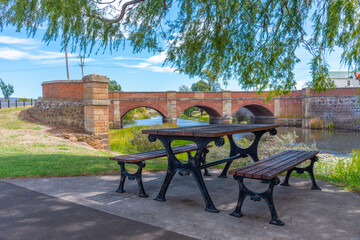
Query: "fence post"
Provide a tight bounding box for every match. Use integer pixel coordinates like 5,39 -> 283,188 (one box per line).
31,99 -> 33,106
0,100 -> 2,109
8,100 -> 10,108
23,100 -> 25,107
15,100 -> 17,108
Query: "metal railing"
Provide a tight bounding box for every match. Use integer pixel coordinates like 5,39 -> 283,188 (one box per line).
0,99 -> 36,109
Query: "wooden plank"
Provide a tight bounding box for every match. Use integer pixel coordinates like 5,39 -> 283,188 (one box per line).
142,124 -> 279,137
251,151 -> 314,179
234,150 -> 301,177
262,151 -> 318,179
228,150 -> 292,175
110,144 -> 212,163
230,150 -> 318,179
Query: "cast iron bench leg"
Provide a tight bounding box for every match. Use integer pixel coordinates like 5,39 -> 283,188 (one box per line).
116,161 -> 149,198
230,175 -> 284,226
280,156 -> 321,190
116,162 -> 127,193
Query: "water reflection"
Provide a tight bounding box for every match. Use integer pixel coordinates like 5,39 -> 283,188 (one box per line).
123,116 -> 360,155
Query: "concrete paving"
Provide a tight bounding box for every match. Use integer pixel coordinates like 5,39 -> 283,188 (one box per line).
0,181 -> 195,240
3,170 -> 360,240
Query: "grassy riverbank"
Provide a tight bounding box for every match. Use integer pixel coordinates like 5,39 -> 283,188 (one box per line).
0,108 -> 115,178
0,108 -> 359,192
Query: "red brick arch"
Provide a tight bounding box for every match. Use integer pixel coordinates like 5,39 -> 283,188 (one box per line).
176,101 -> 222,117
231,101 -> 275,116
119,104 -> 167,120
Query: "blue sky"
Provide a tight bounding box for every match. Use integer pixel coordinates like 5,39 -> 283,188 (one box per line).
0,26 -> 348,99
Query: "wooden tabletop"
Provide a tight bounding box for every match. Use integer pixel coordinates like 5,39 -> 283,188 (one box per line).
142,124 -> 279,138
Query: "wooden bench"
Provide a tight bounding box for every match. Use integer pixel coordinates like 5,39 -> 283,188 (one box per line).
228,150 -> 321,226
110,144 -> 211,198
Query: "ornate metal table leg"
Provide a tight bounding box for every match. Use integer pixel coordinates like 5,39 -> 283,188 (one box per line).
219,130 -> 272,178
154,169 -> 176,202
190,161 -> 219,213
201,148 -> 211,176
230,176 -> 284,226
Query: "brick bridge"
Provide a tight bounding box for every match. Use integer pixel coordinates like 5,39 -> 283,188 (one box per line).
108,91 -> 304,128
28,74 -> 360,149
108,88 -> 359,129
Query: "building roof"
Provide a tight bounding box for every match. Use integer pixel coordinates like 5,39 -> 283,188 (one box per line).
328,71 -> 353,79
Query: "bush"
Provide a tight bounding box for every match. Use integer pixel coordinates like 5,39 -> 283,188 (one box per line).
309,118 -> 323,129
207,132 -> 316,167
18,98 -> 30,102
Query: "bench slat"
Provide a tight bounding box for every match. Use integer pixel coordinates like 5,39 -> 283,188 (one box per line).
243,150 -> 303,178
230,150 -> 319,180
228,150 -> 292,175
250,151 -> 311,179
110,144 -> 211,163
262,151 -> 318,179
232,150 -> 300,177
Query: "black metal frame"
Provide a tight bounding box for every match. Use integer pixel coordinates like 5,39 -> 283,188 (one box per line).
116,161 -> 149,198
280,156 -> 322,190
148,128 -> 277,213
230,176 -> 284,226
218,128 -> 277,178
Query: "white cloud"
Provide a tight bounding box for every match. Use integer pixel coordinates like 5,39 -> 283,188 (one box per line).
116,62 -> 175,73
112,56 -> 146,61
0,47 -> 79,62
0,36 -> 38,45
148,66 -> 175,73
112,51 -> 171,73
0,48 -> 28,60
146,51 -> 167,64
37,57 -> 94,65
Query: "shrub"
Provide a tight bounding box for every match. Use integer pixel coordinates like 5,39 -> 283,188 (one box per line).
207,132 -> 316,167
18,98 -> 30,102
309,118 -> 323,129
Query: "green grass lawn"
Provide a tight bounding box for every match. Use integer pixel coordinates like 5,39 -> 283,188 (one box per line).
0,107 -> 115,178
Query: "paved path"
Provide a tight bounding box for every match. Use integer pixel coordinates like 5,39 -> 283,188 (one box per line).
0,181 -> 195,240
2,170 -> 360,239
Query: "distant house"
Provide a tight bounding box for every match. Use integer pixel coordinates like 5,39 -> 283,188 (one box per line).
328,71 -> 360,88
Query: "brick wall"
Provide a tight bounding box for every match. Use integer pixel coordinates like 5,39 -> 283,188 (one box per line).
42,80 -> 83,100
28,100 -> 84,128
309,95 -> 360,130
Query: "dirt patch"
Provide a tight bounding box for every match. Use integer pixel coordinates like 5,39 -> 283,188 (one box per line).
18,109 -> 98,150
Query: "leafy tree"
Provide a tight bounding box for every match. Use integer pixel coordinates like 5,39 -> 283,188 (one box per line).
183,106 -> 196,117
0,78 -> 14,100
2,1 -> 360,95
191,80 -> 211,92
108,80 -> 122,92
178,85 -> 190,92
200,70 -> 221,91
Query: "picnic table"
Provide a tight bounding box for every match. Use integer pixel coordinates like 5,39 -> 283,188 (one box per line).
142,124 -> 279,213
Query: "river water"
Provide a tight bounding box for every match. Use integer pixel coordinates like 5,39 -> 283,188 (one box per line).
124,116 -> 360,156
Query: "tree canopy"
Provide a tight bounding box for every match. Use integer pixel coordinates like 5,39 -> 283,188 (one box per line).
0,78 -> 14,100
108,80 -> 122,91
2,0 -> 360,95
178,85 -> 190,92
191,80 -> 211,92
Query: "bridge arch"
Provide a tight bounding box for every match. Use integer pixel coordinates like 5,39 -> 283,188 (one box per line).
117,105 -> 167,128
232,104 -> 275,124
177,103 -> 223,124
